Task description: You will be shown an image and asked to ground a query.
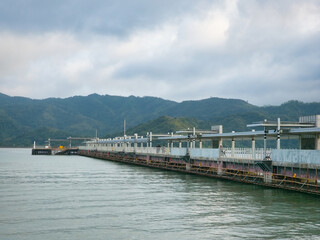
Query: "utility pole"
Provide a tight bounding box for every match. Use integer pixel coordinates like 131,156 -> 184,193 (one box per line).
124,119 -> 126,137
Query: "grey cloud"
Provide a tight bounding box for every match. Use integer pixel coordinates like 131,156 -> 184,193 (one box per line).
0,0 -> 214,36
0,0 -> 319,106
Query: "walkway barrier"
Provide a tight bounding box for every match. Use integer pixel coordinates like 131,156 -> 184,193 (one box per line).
171,148 -> 187,156
80,146 -> 270,160
221,148 -> 271,160
190,148 -> 219,159
272,149 -> 320,165
80,146 -> 320,163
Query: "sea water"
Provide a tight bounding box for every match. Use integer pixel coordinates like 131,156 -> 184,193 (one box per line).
1,148 -> 320,240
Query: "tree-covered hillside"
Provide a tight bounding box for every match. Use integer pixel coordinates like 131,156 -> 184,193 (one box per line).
0,92 -> 319,147
122,116 -> 210,136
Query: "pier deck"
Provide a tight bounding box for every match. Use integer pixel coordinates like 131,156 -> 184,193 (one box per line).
32,147 -> 78,155
78,146 -> 320,196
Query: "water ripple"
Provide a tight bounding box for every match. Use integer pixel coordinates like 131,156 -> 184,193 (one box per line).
0,149 -> 320,240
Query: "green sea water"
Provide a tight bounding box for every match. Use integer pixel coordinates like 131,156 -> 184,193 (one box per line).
0,148 -> 319,240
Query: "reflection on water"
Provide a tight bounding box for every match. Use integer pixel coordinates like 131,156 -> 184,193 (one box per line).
0,148 -> 319,240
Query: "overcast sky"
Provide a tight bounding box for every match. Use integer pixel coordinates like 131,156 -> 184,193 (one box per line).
0,0 -> 319,106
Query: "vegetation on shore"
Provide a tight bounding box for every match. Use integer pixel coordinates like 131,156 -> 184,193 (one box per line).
0,92 -> 319,147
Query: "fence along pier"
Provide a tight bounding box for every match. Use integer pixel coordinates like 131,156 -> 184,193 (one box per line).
79,115 -> 320,195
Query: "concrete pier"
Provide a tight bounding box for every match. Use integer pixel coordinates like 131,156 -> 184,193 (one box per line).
78,146 -> 320,196
32,147 -> 78,155
78,115 -> 320,195
32,148 -> 52,155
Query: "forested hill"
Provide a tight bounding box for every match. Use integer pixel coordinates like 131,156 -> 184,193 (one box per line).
0,92 -> 319,147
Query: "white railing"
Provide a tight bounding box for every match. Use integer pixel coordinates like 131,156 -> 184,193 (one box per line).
80,145 -> 269,160
220,147 -> 271,160
272,149 -> 320,165
79,146 -> 320,165
171,148 -> 187,156
136,147 -> 170,155
80,145 -> 172,155
84,145 -> 320,162
190,148 -> 219,159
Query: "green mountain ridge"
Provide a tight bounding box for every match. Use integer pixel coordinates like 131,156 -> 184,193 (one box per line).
122,116 -> 211,136
0,93 -> 319,147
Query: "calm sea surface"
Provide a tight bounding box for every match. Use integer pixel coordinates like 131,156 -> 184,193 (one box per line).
1,148 -> 320,240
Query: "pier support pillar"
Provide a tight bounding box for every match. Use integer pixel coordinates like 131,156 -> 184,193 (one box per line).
134,134 -> 138,151
263,172 -> 272,184
149,132 -> 152,148
231,138 -> 235,157
316,134 -> 320,150
252,138 -> 255,159
179,141 -> 182,148
199,140 -> 202,149
186,163 -> 191,171
299,136 -> 302,149
218,126 -> 223,147
217,161 -> 223,175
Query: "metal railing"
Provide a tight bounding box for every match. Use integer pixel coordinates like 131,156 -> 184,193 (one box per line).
272,149 -> 320,165
190,148 -> 219,159
220,147 -> 271,160
80,145 -> 320,164
80,145 -> 271,160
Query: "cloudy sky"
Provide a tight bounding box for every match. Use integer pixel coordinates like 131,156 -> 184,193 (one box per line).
0,0 -> 319,105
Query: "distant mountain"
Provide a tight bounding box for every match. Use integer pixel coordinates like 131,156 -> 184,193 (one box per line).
158,97 -> 259,119
121,116 -> 211,137
0,92 -> 319,147
261,100 -> 320,121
